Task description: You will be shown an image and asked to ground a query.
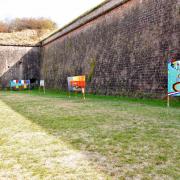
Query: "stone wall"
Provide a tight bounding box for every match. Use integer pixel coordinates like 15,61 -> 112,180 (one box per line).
41,0 -> 179,97
0,0 -> 179,97
0,45 -> 40,88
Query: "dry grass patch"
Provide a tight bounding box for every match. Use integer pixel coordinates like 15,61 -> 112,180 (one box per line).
0,98 -> 108,179
0,91 -> 179,179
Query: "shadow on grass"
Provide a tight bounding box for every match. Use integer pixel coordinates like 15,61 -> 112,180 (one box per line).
0,90 -> 180,177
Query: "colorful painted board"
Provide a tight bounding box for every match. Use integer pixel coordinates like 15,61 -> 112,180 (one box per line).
67,75 -> 86,99
10,80 -> 30,90
168,56 -> 180,96
67,76 -> 85,91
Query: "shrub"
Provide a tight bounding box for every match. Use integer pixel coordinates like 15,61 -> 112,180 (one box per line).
0,18 -> 57,32
0,21 -> 9,33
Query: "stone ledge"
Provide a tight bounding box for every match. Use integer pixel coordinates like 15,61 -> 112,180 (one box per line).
41,0 -> 129,46
0,44 -> 40,47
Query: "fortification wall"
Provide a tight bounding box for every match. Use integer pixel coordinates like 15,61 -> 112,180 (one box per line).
0,0 -> 179,97
41,0 -> 179,97
0,45 -> 40,88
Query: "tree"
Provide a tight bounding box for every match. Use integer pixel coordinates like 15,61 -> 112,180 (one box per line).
1,18 -> 57,32
0,21 -> 9,33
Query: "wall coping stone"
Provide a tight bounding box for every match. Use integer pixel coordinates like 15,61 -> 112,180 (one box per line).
41,0 -> 130,46
0,44 -> 40,47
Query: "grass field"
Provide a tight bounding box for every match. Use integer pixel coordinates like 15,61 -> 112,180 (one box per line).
0,90 -> 179,179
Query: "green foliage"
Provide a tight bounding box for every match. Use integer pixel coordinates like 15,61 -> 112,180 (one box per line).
88,58 -> 96,82
65,38 -> 72,49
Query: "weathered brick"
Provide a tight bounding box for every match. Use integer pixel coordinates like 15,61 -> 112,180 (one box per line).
0,0 -> 179,98
0,46 -> 40,88
40,0 -> 179,98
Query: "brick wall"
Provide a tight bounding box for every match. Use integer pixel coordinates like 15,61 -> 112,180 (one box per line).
41,0 -> 179,97
0,46 -> 40,88
0,0 -> 179,97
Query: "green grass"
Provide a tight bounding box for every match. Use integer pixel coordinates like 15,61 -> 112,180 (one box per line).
0,90 -> 180,179
5,88 -> 180,107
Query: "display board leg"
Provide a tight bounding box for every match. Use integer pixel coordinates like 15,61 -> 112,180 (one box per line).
68,91 -> 71,98
167,95 -> 170,107
82,88 -> 85,100
83,93 -> 85,100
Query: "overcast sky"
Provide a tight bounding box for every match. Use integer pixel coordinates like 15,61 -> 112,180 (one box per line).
0,0 -> 104,27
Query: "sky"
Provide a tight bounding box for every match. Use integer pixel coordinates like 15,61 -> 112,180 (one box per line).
0,0 -> 104,27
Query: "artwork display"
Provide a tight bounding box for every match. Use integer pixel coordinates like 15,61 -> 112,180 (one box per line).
67,75 -> 86,99
40,80 -> 45,87
67,76 -> 85,91
10,80 -> 30,90
168,55 -> 180,96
